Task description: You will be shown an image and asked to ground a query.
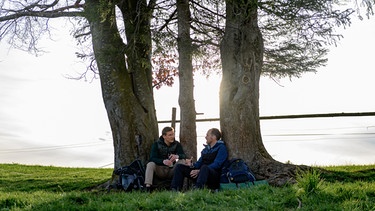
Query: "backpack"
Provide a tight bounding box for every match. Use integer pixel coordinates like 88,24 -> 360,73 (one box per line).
220,158 -> 256,184
113,159 -> 146,191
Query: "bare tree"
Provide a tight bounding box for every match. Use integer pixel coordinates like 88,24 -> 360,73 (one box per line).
151,0 -> 225,158
0,0 -> 159,170
177,0 -> 197,159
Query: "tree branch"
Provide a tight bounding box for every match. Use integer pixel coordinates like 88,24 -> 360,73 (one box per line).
0,3 -> 85,22
191,17 -> 224,36
190,0 -> 225,19
157,8 -> 177,32
0,11 -> 84,22
21,0 -> 59,12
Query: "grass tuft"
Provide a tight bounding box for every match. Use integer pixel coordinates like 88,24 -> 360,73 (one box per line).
295,168 -> 323,197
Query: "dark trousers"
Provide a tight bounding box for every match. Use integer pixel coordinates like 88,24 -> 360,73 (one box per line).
171,164 -> 220,190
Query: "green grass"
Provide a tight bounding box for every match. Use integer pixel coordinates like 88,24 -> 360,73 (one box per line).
1,163 -> 375,210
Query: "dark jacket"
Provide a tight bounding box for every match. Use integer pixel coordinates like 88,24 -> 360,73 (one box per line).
149,136 -> 187,166
193,140 -> 228,170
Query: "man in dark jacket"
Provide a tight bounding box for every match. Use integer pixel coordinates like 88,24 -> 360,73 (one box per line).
144,126 -> 186,190
171,128 -> 228,191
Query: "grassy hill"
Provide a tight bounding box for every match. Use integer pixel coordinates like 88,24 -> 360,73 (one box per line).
1,163 -> 375,210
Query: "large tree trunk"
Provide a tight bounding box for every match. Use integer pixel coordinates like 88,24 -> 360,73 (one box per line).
177,0 -> 197,159
86,0 -> 158,170
220,1 -> 307,186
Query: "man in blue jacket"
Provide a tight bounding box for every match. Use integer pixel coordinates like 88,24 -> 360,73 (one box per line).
171,128 -> 228,191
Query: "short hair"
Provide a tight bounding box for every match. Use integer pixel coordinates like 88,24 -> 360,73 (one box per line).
209,128 -> 221,140
162,126 -> 174,136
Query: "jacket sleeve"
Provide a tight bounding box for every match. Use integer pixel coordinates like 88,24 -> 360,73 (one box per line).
193,156 -> 203,169
208,145 -> 228,170
192,148 -> 204,169
176,142 -> 187,159
149,142 -> 164,165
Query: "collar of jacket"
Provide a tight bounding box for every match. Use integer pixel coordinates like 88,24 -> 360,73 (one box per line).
157,137 -> 176,146
204,140 -> 224,150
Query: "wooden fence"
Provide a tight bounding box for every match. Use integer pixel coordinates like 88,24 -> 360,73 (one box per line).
158,108 -> 375,126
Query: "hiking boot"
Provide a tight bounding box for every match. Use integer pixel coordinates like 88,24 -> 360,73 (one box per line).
191,185 -> 202,191
171,187 -> 180,192
210,188 -> 220,193
146,186 -> 152,193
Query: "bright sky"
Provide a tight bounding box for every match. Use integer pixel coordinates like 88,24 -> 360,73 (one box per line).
0,17 -> 374,167
157,17 -> 375,118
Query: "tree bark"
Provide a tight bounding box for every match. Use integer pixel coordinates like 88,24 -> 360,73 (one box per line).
86,0 -> 158,169
220,0 -> 307,186
177,0 -> 197,159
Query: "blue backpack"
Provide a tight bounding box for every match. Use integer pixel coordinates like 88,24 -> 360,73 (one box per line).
220,158 -> 256,184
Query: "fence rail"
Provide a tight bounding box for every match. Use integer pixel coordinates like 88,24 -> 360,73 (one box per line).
157,110 -> 375,166
158,111 -> 375,124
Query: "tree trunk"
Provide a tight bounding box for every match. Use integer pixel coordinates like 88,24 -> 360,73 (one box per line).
220,0 -> 307,186
86,0 -> 158,170
177,0 -> 197,159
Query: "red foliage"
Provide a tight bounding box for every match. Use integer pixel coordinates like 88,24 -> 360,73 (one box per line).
152,53 -> 179,89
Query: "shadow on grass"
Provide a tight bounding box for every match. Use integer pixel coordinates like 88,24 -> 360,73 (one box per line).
320,168 -> 375,183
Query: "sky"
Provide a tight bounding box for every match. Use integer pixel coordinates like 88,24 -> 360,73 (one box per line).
0,17 -> 374,168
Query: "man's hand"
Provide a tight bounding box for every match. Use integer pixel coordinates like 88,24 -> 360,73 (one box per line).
190,169 -> 200,178
163,159 -> 173,167
169,154 -> 179,163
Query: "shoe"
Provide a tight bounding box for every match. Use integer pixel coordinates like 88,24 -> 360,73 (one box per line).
211,189 -> 219,193
191,185 -> 202,190
146,186 -> 152,192
144,184 -> 152,193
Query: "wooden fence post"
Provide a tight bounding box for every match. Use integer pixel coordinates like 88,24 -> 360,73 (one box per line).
171,107 -> 176,129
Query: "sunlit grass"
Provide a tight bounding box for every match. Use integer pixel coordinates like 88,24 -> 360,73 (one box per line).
1,163 -> 375,210
295,168 -> 323,197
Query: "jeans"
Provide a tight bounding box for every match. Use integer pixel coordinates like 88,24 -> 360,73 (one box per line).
171,164 -> 220,190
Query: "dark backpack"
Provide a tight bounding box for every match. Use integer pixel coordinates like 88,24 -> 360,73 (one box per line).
113,159 -> 146,191
220,158 -> 256,184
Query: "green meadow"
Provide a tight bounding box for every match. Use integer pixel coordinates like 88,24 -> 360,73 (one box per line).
1,163 -> 375,210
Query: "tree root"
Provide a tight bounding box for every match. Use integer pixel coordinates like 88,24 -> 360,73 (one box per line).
251,156 -> 311,186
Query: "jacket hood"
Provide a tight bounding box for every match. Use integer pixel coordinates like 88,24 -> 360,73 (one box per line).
204,140 -> 225,150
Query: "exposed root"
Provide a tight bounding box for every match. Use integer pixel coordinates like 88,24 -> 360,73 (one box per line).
251,156 -> 311,186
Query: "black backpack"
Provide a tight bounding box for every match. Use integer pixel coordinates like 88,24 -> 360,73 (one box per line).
113,159 -> 146,191
220,158 -> 256,184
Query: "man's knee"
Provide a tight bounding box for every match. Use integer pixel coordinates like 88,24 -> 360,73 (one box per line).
146,162 -> 156,170
200,164 -> 209,172
175,163 -> 184,171
200,164 -> 209,169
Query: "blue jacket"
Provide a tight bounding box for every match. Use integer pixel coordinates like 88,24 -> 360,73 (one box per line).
193,140 -> 228,171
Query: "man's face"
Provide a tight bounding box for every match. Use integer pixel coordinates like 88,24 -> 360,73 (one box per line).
205,130 -> 214,145
163,130 -> 175,144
